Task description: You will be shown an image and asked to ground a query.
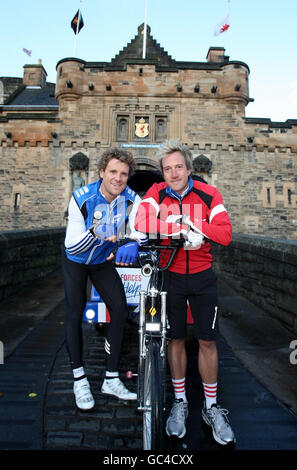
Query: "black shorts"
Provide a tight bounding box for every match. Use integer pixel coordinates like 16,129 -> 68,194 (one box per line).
163,268 -> 218,341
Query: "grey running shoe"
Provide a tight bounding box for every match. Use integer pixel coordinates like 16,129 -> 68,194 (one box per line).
166,399 -> 188,438
202,402 -> 235,445
101,378 -> 137,400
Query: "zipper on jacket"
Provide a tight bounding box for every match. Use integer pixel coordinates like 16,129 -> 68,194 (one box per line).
178,199 -> 189,274
86,242 -> 103,264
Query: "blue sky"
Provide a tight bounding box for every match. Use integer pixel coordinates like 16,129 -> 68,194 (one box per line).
1,0 -> 297,122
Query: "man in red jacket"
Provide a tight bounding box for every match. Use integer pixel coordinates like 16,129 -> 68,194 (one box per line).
134,139 -> 235,446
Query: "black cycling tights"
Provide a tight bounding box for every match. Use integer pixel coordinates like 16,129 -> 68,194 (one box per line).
61,253 -> 128,371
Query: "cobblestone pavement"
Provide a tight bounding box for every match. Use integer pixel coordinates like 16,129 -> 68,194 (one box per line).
44,320 -> 143,450
0,272 -> 297,454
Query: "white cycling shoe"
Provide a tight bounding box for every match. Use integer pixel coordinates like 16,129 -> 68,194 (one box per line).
101,378 -> 137,401
73,377 -> 95,410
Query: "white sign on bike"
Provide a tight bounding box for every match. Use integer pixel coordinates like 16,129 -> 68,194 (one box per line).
91,267 -> 150,305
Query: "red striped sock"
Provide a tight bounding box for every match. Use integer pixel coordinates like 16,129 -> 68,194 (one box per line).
203,382 -> 217,408
172,377 -> 187,402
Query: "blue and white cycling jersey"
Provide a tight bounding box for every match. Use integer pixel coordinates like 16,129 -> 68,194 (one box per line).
65,180 -> 145,265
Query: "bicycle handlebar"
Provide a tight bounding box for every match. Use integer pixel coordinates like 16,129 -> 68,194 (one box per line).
138,240 -> 182,271
139,238 -> 184,250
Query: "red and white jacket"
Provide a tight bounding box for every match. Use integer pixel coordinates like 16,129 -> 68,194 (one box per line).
134,177 -> 232,274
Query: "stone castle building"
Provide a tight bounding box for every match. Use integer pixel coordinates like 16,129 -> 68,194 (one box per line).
0,24 -> 296,238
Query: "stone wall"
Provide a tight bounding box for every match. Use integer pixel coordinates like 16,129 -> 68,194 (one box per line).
1,58 -> 296,237
0,77 -> 23,104
1,138 -> 297,238
0,228 -> 65,301
212,234 -> 297,333
0,30 -> 296,238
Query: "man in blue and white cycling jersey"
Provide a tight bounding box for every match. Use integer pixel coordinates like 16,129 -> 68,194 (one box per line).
62,147 -> 146,410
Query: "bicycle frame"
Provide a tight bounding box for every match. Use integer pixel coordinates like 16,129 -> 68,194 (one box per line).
136,243 -> 179,450
137,289 -> 167,410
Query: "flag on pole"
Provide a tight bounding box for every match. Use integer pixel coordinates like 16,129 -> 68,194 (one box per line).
23,48 -> 32,57
71,9 -> 84,35
214,14 -> 230,36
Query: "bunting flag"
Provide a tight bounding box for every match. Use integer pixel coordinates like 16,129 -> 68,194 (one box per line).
22,48 -> 32,57
214,14 -> 230,36
71,9 -> 84,35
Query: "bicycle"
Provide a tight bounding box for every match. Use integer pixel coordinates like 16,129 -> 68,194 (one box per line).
135,241 -> 180,450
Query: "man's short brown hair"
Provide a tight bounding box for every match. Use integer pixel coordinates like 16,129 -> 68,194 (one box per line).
98,148 -> 136,178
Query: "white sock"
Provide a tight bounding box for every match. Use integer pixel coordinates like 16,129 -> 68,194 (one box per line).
203,382 -> 217,408
73,366 -> 85,380
105,371 -> 119,380
172,377 -> 187,403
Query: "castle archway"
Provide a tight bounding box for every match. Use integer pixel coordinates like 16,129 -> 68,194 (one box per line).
128,157 -> 164,196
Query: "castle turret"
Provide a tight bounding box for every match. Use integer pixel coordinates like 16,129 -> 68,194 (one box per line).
206,47 -> 250,113
55,58 -> 85,101
219,62 -> 250,108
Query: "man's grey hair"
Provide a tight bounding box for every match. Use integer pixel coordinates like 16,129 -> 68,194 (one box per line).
156,139 -> 193,175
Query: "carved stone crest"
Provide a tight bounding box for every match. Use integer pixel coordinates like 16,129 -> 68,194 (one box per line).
135,117 -> 149,138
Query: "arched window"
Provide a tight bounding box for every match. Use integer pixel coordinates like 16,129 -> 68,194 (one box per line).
155,117 -> 167,141
116,116 -> 129,141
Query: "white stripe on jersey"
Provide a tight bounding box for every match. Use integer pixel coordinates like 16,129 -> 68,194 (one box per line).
67,231 -> 94,255
141,197 -> 160,216
209,204 -> 226,223
74,185 -> 89,199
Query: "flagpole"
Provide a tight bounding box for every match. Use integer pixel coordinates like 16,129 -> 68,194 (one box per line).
227,0 -> 231,58
73,1 -> 82,57
142,0 -> 148,59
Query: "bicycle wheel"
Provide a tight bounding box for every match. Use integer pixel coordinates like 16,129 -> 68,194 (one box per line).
143,339 -> 165,450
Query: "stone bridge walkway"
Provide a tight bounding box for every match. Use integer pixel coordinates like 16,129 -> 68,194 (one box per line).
0,270 -> 296,457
